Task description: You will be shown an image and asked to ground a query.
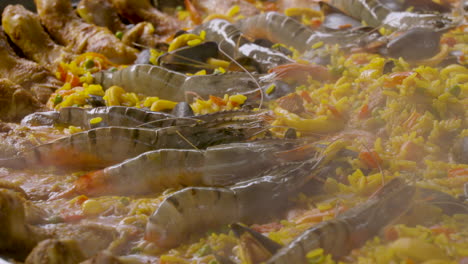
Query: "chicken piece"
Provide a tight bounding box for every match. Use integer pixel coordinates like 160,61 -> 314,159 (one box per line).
76,0 -> 162,48
0,188 -> 49,259
77,0 -> 126,33
0,31 -> 59,103
0,78 -> 42,122
34,0 -> 137,64
46,223 -> 118,258
25,239 -> 86,264
2,5 -> 75,72
110,0 -> 179,36
122,22 -> 163,48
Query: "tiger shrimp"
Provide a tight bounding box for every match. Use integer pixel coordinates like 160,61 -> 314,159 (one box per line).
73,139 -> 307,196
0,119 -> 263,170
21,106 -> 269,129
192,19 -> 295,72
235,12 -> 382,53
21,106 -> 175,129
328,0 -> 456,31
144,158 -> 328,248
93,64 -> 294,102
238,178 -> 468,263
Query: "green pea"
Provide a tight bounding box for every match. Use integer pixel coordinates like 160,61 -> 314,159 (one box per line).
115,31 -> 123,40
84,59 -> 95,69
449,85 -> 461,97
54,94 -> 63,105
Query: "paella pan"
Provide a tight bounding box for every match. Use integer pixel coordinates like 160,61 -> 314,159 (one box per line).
0,0 -> 467,263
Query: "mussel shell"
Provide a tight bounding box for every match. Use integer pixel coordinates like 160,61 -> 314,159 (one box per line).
86,95 -> 106,107
158,42 -> 219,73
385,28 -> 441,61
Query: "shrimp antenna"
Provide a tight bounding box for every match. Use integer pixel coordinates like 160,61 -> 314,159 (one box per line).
174,130 -> 201,151
131,42 -> 152,50
136,116 -> 203,128
217,38 -> 265,110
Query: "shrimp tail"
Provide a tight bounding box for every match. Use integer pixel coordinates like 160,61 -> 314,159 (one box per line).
74,169 -> 110,197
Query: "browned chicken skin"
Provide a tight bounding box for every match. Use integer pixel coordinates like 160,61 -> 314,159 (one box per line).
77,0 -> 163,48
77,0 -> 127,33
110,0 -> 179,36
0,31 -> 60,103
34,0 -> 137,64
0,189 -> 49,259
24,239 -> 86,264
0,78 -> 42,122
2,5 -> 75,72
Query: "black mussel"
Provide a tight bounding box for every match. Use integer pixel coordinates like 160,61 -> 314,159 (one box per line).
86,95 -> 106,107
171,102 -> 194,117
254,39 -> 293,57
158,42 -> 219,73
385,28 -> 442,61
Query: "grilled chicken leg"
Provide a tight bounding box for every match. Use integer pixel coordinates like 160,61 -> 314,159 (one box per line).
34,0 -> 137,64
110,0 -> 179,36
77,0 -> 162,47
2,5 -> 75,72
0,189 -> 49,259
0,78 -> 42,122
0,30 -> 60,103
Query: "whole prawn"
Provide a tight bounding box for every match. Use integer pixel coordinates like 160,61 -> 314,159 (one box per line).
0,119 -> 263,170
93,64 -> 291,101
145,159 -> 326,248
22,106 -> 270,129
73,139 -> 307,196
328,0 -> 455,31
267,178 -> 416,263
235,12 -> 382,52
193,19 -> 294,72
21,106 -> 175,129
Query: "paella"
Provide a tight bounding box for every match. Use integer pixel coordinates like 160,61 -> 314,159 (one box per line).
0,0 -> 467,263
